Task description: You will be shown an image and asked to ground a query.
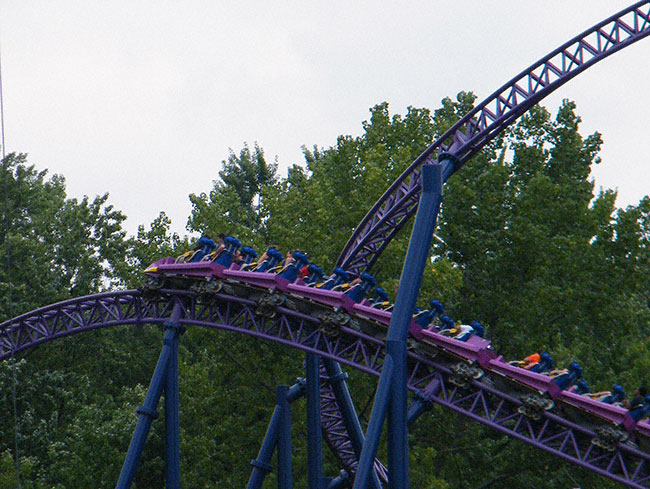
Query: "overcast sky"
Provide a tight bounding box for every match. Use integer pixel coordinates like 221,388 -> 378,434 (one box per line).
2,1 -> 649,236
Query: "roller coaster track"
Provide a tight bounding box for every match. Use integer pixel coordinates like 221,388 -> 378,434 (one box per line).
3,3 -> 650,488
337,1 -> 650,276
2,288 -> 650,488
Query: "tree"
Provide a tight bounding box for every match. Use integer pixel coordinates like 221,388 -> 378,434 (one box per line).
0,153 -> 167,487
0,153 -> 128,318
187,143 -> 277,246
4,94 -> 650,489
436,99 -> 650,389
114,211 -> 188,286
261,101 -> 448,284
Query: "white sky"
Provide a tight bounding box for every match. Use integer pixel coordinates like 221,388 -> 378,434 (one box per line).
2,1 -> 649,236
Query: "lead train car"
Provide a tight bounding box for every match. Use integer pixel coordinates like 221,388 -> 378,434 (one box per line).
144,255 -> 647,449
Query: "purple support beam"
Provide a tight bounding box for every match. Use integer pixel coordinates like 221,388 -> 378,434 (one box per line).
4,288 -> 650,487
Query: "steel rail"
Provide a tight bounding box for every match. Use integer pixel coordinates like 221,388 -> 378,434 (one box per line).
337,1 -> 650,275
2,289 -> 650,487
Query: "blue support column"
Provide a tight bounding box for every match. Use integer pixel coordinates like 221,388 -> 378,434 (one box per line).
306,353 -> 324,489
327,471 -> 349,489
165,319 -> 183,489
352,356 -> 393,489
406,398 -> 429,428
406,380 -> 440,427
116,302 -> 184,489
247,407 -> 281,489
322,359 -> 381,489
353,161 -> 445,489
388,162 -> 444,489
247,382 -> 305,489
322,360 -> 365,454
276,385 -> 293,489
387,339 -> 407,487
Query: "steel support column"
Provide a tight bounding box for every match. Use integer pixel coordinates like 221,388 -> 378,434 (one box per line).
306,353 -> 324,489
352,356 -> 393,489
353,161 -> 444,489
247,407 -> 282,489
116,301 -> 184,489
322,359 -> 382,489
406,380 -> 441,427
327,471 -> 350,489
165,314 -> 182,489
246,382 -> 305,489
277,385 -> 293,489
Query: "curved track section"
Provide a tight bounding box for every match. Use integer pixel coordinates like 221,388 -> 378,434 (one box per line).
319,370 -> 389,483
0,290 -> 148,355
337,1 -> 650,276
3,288 -> 650,488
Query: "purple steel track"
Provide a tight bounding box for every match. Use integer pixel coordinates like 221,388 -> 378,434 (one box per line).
320,372 -> 388,483
3,4 -> 650,488
337,1 -> 650,276
2,289 -> 650,488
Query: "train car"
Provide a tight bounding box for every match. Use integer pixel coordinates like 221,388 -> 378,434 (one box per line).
144,236 -> 244,291
556,389 -> 634,449
144,244 -> 648,448
635,418 -> 650,451
413,327 -> 495,366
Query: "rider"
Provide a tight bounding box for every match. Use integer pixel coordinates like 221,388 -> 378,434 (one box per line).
190,235 -> 217,262
453,323 -> 476,341
316,267 -> 350,290
302,263 -> 324,285
521,353 -> 541,366
437,316 -> 480,341
344,272 -> 376,303
568,379 -> 590,395
550,362 -> 583,390
276,250 -> 310,281
413,299 -> 445,329
368,287 -> 390,309
241,245 -> 281,272
438,315 -> 456,333
587,384 -> 626,405
470,321 -> 485,338
623,385 -> 647,415
201,233 -> 226,261
528,352 -> 554,373
510,352 -> 554,373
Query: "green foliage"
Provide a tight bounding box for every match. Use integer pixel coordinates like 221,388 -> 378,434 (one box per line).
115,212 -> 188,286
0,153 -> 128,318
3,94 -> 650,489
187,143 -> 277,246
437,99 -> 650,390
260,101 -> 457,288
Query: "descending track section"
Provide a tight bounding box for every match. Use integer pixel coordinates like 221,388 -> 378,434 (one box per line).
337,1 -> 650,276
3,273 -> 650,488
3,5 -> 650,488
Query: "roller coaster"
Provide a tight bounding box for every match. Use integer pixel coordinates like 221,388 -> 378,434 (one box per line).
2,2 -> 650,488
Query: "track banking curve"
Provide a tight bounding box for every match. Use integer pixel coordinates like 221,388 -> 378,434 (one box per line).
2,3 -> 650,488
3,281 -> 650,488
337,1 -> 650,276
